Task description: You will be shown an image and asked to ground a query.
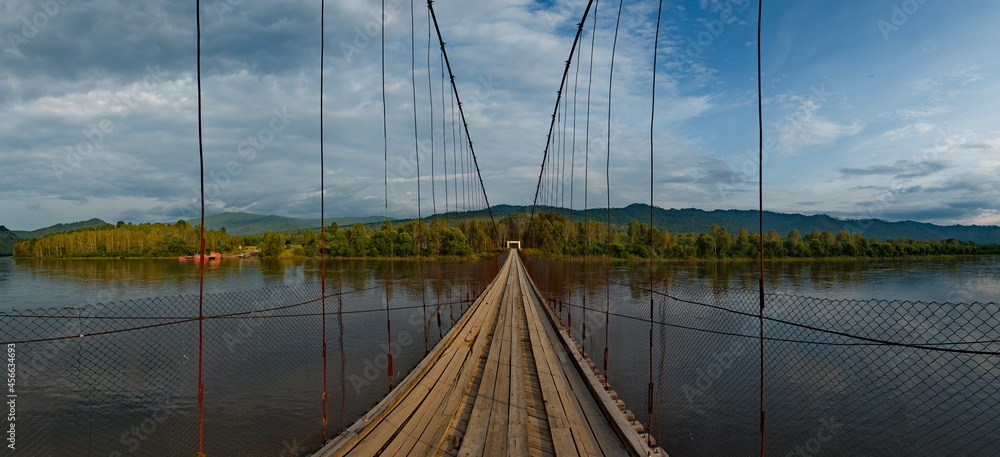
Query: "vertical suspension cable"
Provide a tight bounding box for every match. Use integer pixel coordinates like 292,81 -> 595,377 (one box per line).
756,0 -> 767,455
338,266 -> 345,429
583,0 -> 599,354
194,1 -> 207,455
570,41 -> 581,221
426,8 -> 437,221
560,84 -> 569,212
648,0 -> 663,443
567,15 -> 583,360
427,0 -> 501,246
381,0 -> 394,391
458,114 -> 469,213
526,0 -> 596,244
440,48 -> 449,224
410,0 -> 429,355
561,103 -> 566,209
603,0 -> 624,381
318,0 -> 329,443
450,77 -> 459,219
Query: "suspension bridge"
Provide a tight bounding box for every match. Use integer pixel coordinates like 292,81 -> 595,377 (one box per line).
315,251 -> 658,456
3,0 -> 999,456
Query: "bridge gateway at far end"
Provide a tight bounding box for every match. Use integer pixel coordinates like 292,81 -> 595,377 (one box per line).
315,250 -> 664,457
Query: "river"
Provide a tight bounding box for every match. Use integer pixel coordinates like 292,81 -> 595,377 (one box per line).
1,255 -> 998,456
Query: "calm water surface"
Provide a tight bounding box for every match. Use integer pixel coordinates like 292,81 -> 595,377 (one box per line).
2,255 -> 998,456
4,256 -> 998,311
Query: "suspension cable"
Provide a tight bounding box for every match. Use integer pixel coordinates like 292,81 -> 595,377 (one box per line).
380,0 -> 394,390
318,0 -> 329,442
409,0 -> 429,355
648,0 -> 664,443
756,0 -> 767,455
426,7 -> 437,221
603,0 -> 624,382
427,1 -> 501,245
526,0 -> 596,245
441,46 -> 449,223
582,0 -> 599,355
194,1 -> 207,455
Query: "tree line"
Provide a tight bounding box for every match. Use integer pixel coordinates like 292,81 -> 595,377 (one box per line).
12,218 -> 497,258
513,212 -> 1000,259
251,219 -> 495,258
13,212 -> 1000,260
12,220 -> 230,258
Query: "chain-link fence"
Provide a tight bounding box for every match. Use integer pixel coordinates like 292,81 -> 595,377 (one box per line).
521,253 -> 1000,457
2,256 -> 503,457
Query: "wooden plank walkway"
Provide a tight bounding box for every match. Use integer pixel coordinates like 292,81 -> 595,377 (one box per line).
315,251 -> 664,457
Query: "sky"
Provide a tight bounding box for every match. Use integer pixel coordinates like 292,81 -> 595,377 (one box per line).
2,0 -> 999,230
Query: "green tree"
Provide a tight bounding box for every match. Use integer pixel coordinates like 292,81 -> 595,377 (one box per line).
261,231 -> 286,257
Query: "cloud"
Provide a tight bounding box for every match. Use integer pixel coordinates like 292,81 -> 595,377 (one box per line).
775,103 -> 864,154
895,106 -> 952,120
960,142 -> 994,150
883,122 -> 934,139
2,0 -> 1000,229
839,159 -> 953,180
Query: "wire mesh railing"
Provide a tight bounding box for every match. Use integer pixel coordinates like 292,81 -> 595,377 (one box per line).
2,255 -> 503,457
520,253 -> 1000,457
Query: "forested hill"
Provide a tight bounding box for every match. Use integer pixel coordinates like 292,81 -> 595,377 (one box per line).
12,218 -> 107,239
475,204 -> 1000,244
0,226 -> 17,256
185,212 -> 387,235
3,218 -> 107,255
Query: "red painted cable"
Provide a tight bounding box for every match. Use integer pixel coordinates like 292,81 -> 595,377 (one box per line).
195,0 -> 207,454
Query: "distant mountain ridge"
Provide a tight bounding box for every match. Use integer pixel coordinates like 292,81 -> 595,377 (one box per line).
12,218 -> 108,240
470,204 -> 1000,244
4,206 -> 999,254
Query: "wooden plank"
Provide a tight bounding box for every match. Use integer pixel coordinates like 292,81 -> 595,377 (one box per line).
518,267 -> 578,456
483,272 -> 515,455
514,267 -> 613,457
521,279 -> 598,457
347,339 -> 470,456
393,272 -> 509,457
427,275 -> 511,456
318,252 -> 656,457
348,269 -> 512,456
315,256 -> 513,457
457,276 -> 510,456
517,253 -> 653,457
506,280 -> 529,457
379,343 -> 474,456
551,427 -> 579,456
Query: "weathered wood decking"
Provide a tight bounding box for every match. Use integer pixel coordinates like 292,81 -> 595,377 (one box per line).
315,251 -> 662,457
